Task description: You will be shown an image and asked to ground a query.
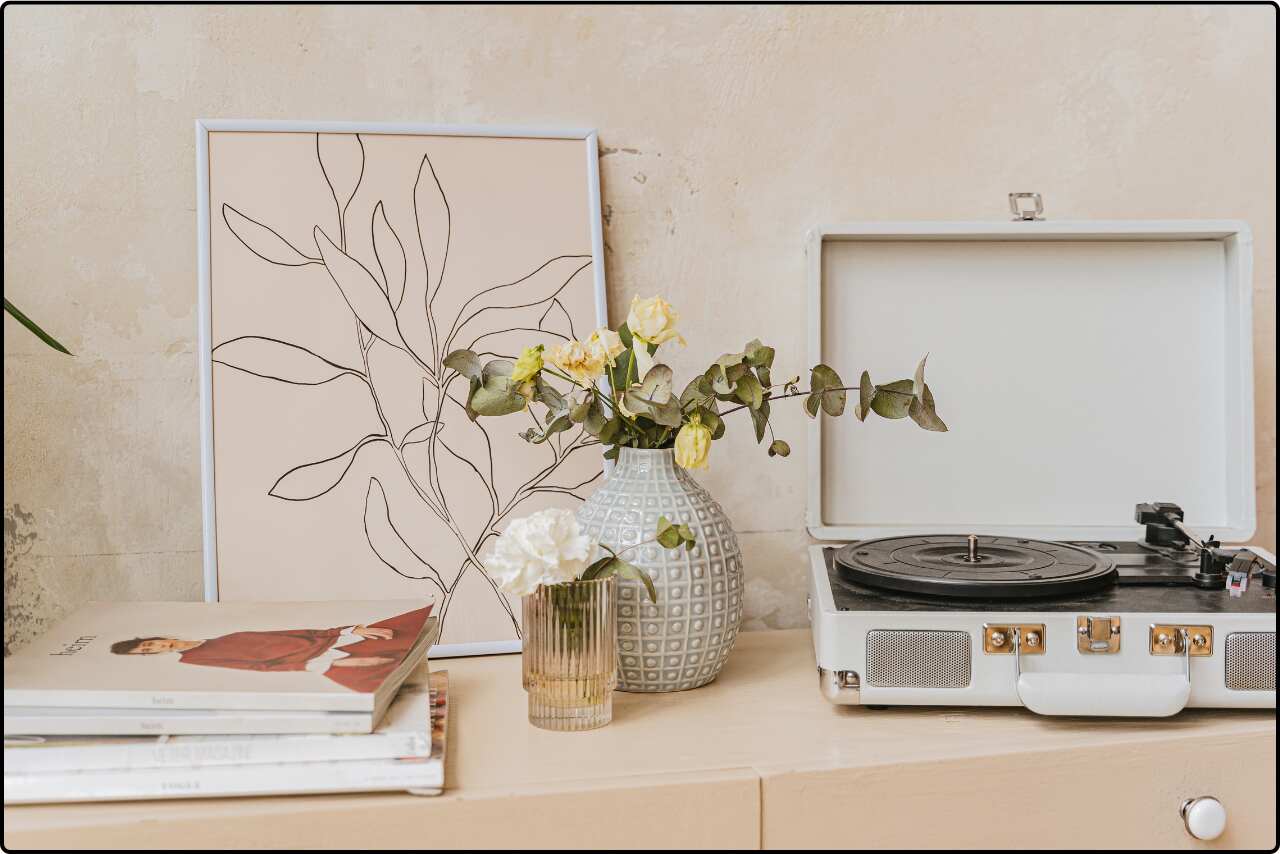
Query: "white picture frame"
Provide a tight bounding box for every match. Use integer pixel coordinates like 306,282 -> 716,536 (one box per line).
197,120 -> 608,656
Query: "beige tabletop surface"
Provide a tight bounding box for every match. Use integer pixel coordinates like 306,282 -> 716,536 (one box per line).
4,628 -> 1276,849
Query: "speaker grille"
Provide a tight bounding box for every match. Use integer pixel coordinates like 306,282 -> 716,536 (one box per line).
866,630 -> 971,688
1225,632 -> 1276,691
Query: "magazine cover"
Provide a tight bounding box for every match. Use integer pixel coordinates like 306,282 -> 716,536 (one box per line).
4,600 -> 434,712
4,670 -> 450,803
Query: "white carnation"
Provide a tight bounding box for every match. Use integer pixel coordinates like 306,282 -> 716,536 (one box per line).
484,508 -> 592,597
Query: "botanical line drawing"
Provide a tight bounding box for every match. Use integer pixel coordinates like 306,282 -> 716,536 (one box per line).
211,132 -> 601,641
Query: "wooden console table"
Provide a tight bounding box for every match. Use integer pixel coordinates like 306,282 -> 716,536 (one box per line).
4,629 -> 1275,849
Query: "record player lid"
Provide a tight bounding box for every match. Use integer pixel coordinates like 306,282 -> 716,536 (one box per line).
806,219 -> 1256,543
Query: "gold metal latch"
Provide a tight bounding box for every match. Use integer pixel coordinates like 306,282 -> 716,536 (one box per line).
1150,624 -> 1213,656
984,624 -> 1045,654
1077,616 -> 1121,654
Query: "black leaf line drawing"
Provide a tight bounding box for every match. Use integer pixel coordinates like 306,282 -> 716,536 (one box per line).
214,133 -> 597,642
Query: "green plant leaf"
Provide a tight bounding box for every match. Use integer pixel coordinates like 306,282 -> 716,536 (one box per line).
698,406 -> 725,439
612,558 -> 658,603
639,364 -> 674,404
583,401 -> 607,435
804,392 -> 822,418
749,398 -> 770,443
856,371 -> 874,422
443,349 -> 482,381
570,395 -> 593,424
598,415 -> 623,444
810,364 -> 845,416
520,414 -> 572,444
617,323 -> 634,349
603,444 -> 620,461
579,555 -> 615,580
744,339 -> 775,368
4,299 -> 72,355
736,372 -> 764,410
470,362 -> 526,417
908,382 -> 948,432
913,353 -> 929,398
768,439 -> 791,457
870,379 -> 914,419
656,516 -> 683,549
534,377 -> 568,416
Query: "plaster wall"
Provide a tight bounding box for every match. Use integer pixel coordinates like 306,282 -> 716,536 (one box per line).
4,5 -> 1275,652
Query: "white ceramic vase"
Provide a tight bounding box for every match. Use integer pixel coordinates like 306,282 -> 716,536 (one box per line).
576,447 -> 744,692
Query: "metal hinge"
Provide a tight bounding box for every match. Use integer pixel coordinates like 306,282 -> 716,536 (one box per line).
1008,192 -> 1044,221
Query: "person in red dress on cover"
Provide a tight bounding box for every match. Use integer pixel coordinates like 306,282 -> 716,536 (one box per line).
108,605 -> 433,693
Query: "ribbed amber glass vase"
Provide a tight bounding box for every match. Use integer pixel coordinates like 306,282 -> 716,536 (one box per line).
521,576 -> 617,731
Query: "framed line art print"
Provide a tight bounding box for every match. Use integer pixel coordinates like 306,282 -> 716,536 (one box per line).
197,120 -> 608,656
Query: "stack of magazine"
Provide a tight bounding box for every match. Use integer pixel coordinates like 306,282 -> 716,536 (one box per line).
3,600 -> 449,804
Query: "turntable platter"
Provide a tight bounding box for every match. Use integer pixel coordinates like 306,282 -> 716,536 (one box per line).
834,535 -> 1117,599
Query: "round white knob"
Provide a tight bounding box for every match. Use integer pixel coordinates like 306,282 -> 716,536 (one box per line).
1181,796 -> 1227,841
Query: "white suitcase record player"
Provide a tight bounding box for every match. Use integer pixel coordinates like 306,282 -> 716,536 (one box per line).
805,202 -> 1275,717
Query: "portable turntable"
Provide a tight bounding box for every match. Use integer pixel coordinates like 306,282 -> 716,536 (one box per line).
804,209 -> 1276,716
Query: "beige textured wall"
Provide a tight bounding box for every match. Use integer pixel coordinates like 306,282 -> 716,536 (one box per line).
4,5 -> 1275,652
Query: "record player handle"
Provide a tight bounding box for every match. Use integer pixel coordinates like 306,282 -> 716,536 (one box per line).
1015,672 -> 1191,717
1011,627 -> 1192,717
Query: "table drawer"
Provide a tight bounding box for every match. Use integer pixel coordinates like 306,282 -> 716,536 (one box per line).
762,730 -> 1276,849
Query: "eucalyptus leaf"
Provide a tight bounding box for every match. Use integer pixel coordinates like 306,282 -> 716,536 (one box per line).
520,414 -> 573,444
768,439 -> 791,457
744,339 -> 775,368
870,379 -> 914,419
534,377 -> 568,416
583,401 -> 607,435
656,518 -> 683,549
736,372 -> 764,410
612,558 -> 658,603
908,383 -> 949,432
698,406 -> 725,440
598,416 -> 623,444
482,359 -> 514,381
639,364 -> 674,404
579,555 -> 616,580
821,388 -> 846,417
857,371 -> 874,422
569,395 -> 593,424
443,349 -> 482,381
749,399 -> 770,443
913,353 -> 929,398
804,392 -> 822,419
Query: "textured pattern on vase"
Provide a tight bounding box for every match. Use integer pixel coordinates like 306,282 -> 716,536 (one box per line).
576,448 -> 744,692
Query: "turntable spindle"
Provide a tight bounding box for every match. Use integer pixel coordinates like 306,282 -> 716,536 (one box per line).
966,534 -> 979,563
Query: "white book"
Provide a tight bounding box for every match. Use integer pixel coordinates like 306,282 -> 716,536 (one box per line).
4,672 -> 450,804
2,706 -> 375,737
4,601 -> 436,724
3,669 -> 437,771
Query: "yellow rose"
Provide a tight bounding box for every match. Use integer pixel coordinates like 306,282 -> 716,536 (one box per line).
586,327 -> 625,367
511,344 -> 544,383
626,295 -> 685,347
548,339 -> 606,387
673,413 -> 712,469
